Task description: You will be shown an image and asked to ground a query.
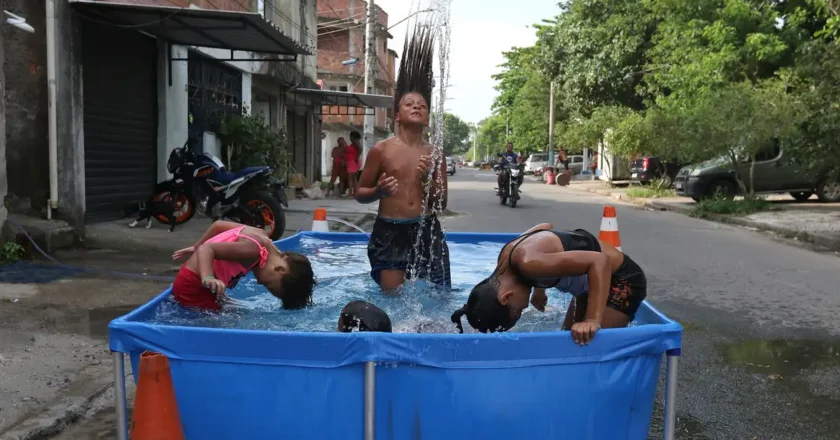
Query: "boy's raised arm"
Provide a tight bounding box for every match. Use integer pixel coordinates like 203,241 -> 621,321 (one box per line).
355,146 -> 384,204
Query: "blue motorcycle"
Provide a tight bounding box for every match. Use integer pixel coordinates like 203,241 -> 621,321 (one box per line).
153,139 -> 288,239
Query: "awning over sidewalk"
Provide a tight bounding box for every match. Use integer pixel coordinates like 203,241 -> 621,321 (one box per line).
290,88 -> 394,116
70,0 -> 312,56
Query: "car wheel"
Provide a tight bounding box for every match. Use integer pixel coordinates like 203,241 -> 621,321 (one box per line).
659,174 -> 673,188
704,180 -> 735,200
816,177 -> 840,203
789,191 -> 813,202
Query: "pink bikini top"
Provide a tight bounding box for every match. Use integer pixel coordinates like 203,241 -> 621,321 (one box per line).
206,226 -> 269,287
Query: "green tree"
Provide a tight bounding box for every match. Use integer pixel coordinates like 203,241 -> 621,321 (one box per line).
476,115 -> 507,161
491,46 -> 538,122
442,113 -> 471,156
538,0 -> 657,114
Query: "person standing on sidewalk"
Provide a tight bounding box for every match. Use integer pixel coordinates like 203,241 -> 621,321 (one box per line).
326,137 -> 347,197
557,147 -> 570,171
345,131 -> 363,197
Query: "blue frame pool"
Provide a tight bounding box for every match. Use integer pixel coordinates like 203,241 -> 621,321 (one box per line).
109,231 -> 683,440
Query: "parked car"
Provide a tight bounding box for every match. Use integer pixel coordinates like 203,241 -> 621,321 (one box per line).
525,153 -> 549,174
553,155 -> 584,175
674,143 -> 840,202
630,156 -> 683,187
446,158 -> 456,176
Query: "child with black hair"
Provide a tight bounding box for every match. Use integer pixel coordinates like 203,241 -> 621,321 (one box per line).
337,300 -> 392,333
172,220 -> 316,311
355,25 -> 451,293
451,223 -> 647,345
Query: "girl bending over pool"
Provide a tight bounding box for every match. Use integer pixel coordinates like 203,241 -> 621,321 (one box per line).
171,220 -> 315,311
451,223 -> 646,345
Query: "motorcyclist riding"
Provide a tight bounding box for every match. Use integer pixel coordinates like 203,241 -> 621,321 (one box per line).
496,142 -> 519,195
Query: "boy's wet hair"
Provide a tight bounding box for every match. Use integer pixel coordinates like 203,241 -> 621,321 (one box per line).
394,25 -> 435,114
451,276 -> 517,333
275,252 -> 316,310
349,131 -> 361,142
339,300 -> 392,333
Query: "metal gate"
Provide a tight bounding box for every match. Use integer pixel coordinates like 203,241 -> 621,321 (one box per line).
187,52 -> 242,152
82,22 -> 157,222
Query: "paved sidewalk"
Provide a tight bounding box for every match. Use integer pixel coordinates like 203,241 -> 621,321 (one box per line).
564,180 -> 840,253
83,198 -> 376,254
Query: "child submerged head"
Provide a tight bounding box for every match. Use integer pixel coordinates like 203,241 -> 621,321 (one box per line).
451,275 -> 523,333
256,250 -> 316,310
337,301 -> 393,333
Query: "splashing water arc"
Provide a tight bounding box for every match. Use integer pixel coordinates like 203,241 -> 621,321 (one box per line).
409,0 -> 453,282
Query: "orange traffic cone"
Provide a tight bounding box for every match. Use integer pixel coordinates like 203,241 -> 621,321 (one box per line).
599,206 -> 622,251
130,351 -> 185,440
312,208 -> 329,232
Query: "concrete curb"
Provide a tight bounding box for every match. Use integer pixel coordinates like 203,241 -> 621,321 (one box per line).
646,200 -> 840,252
0,364 -> 115,440
566,183 -> 840,252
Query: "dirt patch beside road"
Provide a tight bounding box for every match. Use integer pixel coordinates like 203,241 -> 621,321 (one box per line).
0,250 -> 172,436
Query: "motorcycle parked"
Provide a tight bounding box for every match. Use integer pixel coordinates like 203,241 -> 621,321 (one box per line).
153,139 -> 289,240
494,155 -> 524,208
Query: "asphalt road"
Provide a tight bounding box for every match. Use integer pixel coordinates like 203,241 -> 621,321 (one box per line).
445,168 -> 840,440
33,167 -> 840,440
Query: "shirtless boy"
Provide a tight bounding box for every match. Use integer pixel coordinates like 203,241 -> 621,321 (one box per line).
355,26 -> 451,292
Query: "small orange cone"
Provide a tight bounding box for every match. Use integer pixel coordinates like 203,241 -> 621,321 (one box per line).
130,351 -> 185,440
599,206 -> 622,251
312,208 -> 329,232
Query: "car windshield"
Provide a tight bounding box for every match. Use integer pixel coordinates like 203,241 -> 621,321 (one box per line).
529,155 -> 547,162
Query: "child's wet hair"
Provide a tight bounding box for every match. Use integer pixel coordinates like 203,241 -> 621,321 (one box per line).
450,276 -> 517,333
274,252 -> 315,310
339,300 -> 392,333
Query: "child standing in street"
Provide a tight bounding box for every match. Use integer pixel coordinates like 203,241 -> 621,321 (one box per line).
355,26 -> 451,293
171,220 -> 315,311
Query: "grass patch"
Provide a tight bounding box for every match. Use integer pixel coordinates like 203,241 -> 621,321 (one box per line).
690,197 -> 775,218
626,187 -> 676,199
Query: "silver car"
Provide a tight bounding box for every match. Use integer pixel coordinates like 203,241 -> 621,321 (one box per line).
446,158 -> 456,176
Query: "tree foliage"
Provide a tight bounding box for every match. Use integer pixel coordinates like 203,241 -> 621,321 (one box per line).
441,112 -> 472,156
484,0 -> 839,195
475,115 -> 507,161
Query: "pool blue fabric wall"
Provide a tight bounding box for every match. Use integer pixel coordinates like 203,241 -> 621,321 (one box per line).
110,232 -> 682,440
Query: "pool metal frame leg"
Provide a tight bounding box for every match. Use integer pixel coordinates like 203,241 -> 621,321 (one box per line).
364,361 -> 376,440
113,351 -> 128,440
664,349 -> 680,440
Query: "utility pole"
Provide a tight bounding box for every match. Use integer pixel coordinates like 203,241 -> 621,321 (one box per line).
548,80 -> 556,167
472,127 -> 477,161
362,0 -> 376,167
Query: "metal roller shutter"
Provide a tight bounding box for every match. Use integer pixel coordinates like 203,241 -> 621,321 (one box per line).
82,23 -> 157,222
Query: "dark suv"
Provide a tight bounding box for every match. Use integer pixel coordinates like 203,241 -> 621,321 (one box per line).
630,156 -> 682,187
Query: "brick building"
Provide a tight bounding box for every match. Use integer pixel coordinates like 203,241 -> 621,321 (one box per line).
315,0 -> 397,179
0,0 -> 341,234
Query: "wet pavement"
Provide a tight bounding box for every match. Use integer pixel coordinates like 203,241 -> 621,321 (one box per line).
4,168 -> 840,439
0,250 -> 172,434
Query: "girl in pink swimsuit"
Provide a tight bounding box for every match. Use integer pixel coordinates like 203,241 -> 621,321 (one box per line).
171,221 -> 316,311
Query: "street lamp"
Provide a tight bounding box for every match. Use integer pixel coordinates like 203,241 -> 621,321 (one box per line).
341,57 -> 359,66
4,10 -> 34,33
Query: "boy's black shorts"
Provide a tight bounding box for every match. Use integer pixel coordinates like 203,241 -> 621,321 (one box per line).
367,215 -> 451,288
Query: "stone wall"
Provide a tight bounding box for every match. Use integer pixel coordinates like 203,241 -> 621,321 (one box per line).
2,0 -> 48,214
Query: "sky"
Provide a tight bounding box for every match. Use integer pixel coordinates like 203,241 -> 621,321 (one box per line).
373,0 -> 562,124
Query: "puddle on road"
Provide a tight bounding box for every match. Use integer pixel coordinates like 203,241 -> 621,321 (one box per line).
77,305 -> 138,338
724,339 -> 840,377
38,305 -> 140,338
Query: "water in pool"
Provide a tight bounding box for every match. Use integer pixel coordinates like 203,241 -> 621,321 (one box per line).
145,237 -> 580,333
